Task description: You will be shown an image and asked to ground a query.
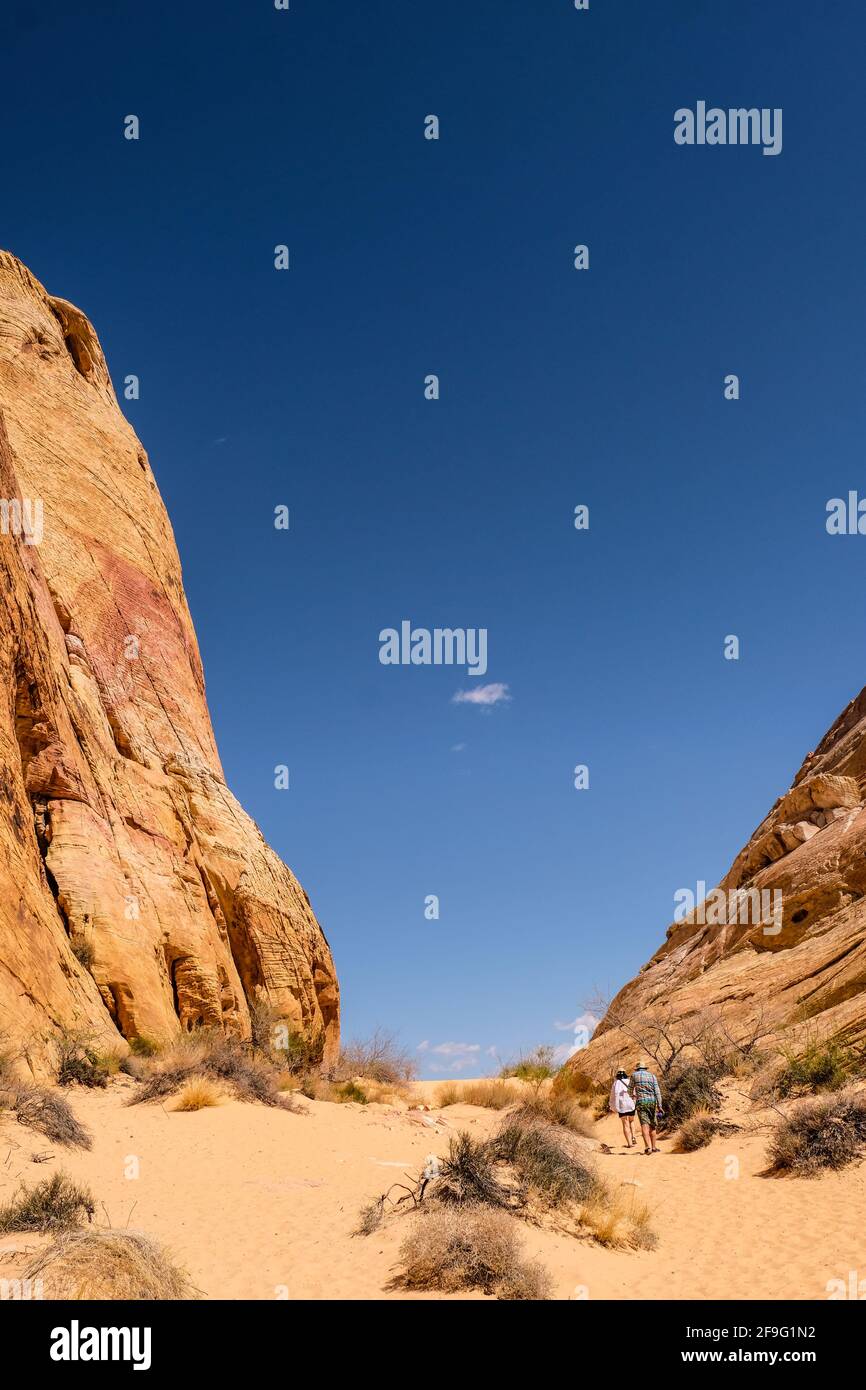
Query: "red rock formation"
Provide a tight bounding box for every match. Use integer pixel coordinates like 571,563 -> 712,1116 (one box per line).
573,692 -> 866,1080
0,252 -> 338,1071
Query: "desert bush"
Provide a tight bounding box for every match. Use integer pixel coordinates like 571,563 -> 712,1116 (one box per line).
173,1077 -> 224,1111
662,1063 -> 724,1129
493,1117 -> 597,1207
131,1030 -> 296,1110
23,1229 -> 196,1300
70,938 -> 95,970
398,1206 -> 551,1299
334,1080 -> 368,1105
435,1132 -> 513,1208
774,1039 -> 858,1098
334,1028 -> 417,1084
56,1031 -> 117,1089
0,1172 -> 95,1233
129,1036 -> 160,1058
676,1110 -> 720,1152
768,1089 -> 866,1175
512,1094 -> 592,1137
500,1045 -> 556,1083
10,1085 -> 92,1149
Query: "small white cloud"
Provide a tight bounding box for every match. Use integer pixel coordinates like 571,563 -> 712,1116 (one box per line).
419,1041 -> 482,1073
451,742 -> 466,752
417,1040 -> 430,1052
451,683 -> 511,707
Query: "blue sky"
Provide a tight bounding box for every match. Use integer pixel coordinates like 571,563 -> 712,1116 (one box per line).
3,1 -> 866,1074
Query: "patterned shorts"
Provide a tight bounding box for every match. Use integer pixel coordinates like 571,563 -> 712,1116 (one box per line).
636,1101 -> 658,1127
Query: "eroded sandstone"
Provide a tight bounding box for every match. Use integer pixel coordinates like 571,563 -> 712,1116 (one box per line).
0,251 -> 339,1071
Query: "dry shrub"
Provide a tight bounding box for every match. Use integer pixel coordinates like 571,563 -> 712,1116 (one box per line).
9,1085 -> 91,1149
398,1206 -> 551,1299
662,1063 -> 724,1129
0,1172 -> 95,1234
676,1110 -> 720,1152
513,1094 -> 592,1137
334,1028 -> 417,1084
131,1031 -> 297,1110
436,1079 -> 522,1110
493,1118 -> 597,1207
774,1040 -> 859,1098
24,1229 -> 196,1300
436,1133 -> 514,1208
173,1077 -> 224,1111
768,1089 -> 866,1175
580,1185 -> 657,1250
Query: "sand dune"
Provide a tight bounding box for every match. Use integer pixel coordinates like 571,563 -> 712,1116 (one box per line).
1,1078 -> 863,1300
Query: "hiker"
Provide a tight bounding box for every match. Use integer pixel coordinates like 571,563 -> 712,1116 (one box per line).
629,1059 -> 663,1154
609,1068 -> 637,1147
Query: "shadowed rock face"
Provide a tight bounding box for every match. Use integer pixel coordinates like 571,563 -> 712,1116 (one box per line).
572,691 -> 866,1081
0,252 -> 339,1070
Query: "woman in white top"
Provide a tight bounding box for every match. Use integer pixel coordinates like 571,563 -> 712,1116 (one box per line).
609,1068 -> 637,1147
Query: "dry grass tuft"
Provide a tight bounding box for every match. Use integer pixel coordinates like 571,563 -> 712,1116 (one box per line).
173,1077 -> 224,1111
398,1205 -> 552,1299
334,1028 -> 417,1084
580,1185 -> 658,1250
434,1079 -> 523,1110
676,1110 -> 720,1152
24,1229 -> 197,1300
0,1171 -> 95,1234
493,1116 -> 598,1207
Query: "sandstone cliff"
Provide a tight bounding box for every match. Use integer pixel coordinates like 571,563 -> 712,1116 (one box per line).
0,252 -> 338,1070
575,691 -> 866,1079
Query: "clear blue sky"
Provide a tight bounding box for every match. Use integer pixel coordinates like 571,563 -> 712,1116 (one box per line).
3,1 -> 866,1074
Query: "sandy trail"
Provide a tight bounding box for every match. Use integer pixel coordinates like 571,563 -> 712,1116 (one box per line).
1,1079 -> 863,1300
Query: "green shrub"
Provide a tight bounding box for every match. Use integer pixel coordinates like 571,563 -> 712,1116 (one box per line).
775,1040 -> 858,1098
0,1172 -> 95,1233
500,1045 -> 556,1082
662,1063 -> 724,1129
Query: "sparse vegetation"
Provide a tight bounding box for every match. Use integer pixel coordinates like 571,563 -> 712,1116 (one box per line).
511,1093 -> 592,1137
662,1063 -> 724,1130
173,1077 -> 224,1111
768,1089 -> 866,1175
493,1116 -> 598,1207
8,1084 -> 92,1149
435,1133 -> 514,1208
500,1045 -> 556,1083
70,938 -> 95,970
130,1030 -> 299,1111
334,1028 -> 417,1084
580,1187 -> 658,1250
434,1079 -> 522,1110
23,1229 -> 197,1300
774,1039 -> 860,1098
56,1031 -> 114,1089
129,1036 -> 160,1058
676,1110 -> 721,1152
0,1172 -> 95,1234
397,1206 -> 552,1299
334,1080 -> 368,1105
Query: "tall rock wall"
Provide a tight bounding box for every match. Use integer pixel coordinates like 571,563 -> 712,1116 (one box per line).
0,252 -> 338,1071
573,689 -> 866,1080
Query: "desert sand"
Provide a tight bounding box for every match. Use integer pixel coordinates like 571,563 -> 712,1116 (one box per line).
1,1077 -> 863,1301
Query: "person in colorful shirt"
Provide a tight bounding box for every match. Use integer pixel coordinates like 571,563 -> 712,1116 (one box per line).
629,1059 -> 663,1154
